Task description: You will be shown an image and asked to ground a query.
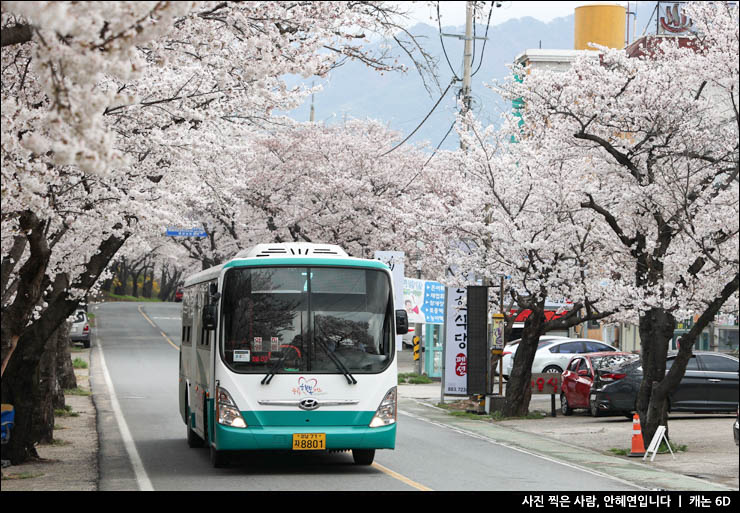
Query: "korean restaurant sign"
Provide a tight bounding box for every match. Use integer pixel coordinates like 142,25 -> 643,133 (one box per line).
444,287 -> 468,395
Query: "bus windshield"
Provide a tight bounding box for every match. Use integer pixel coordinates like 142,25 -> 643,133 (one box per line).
220,266 -> 393,375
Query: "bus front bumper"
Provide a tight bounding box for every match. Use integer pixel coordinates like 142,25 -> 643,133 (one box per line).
214,422 -> 397,451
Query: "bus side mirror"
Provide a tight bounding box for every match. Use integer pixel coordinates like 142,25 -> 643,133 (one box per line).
203,304 -> 218,331
203,282 -> 220,331
395,309 -> 409,335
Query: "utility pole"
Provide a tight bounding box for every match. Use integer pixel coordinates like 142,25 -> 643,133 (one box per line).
461,1 -> 474,115
441,1 -> 486,149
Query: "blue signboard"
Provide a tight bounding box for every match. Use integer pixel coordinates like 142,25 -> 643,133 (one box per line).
166,227 -> 208,238
403,278 -> 446,325
421,281 -> 446,324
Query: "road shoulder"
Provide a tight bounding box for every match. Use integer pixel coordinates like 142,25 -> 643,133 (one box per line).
1,347 -> 97,491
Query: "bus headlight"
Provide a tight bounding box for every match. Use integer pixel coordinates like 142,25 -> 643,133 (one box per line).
369,387 -> 397,428
216,387 -> 247,428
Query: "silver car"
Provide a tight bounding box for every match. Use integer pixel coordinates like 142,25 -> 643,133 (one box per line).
70,309 -> 90,348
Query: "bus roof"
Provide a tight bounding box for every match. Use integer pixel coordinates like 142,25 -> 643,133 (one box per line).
182,243 -> 391,288
234,242 -> 348,259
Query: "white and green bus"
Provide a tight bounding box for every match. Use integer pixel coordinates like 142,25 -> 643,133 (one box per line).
178,243 -> 409,467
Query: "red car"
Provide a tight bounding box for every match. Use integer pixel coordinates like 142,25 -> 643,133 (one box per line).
174,288 -> 183,302
560,352 -> 636,416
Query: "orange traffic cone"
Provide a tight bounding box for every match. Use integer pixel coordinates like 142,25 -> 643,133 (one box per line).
628,413 -> 646,457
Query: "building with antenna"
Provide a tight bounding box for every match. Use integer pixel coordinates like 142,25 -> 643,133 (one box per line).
514,3 -> 626,74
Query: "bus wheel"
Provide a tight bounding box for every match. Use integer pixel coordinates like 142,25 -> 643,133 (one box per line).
210,445 -> 229,468
352,449 -> 375,465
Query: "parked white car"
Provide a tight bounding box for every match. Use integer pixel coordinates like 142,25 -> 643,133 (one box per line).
500,336 -> 570,380
69,309 -> 90,348
502,337 -> 618,379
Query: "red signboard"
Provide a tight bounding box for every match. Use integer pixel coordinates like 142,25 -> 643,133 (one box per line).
510,309 -> 568,323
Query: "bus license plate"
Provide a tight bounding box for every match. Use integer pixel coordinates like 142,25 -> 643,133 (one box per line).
292,433 -> 326,451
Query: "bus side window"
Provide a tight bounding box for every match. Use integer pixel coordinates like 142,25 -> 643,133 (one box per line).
200,323 -> 210,346
181,326 -> 192,345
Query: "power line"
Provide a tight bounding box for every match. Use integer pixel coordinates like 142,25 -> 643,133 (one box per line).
399,119 -> 458,194
437,1 -> 461,81
379,78 -> 456,157
423,119 -> 457,169
472,1 -> 495,77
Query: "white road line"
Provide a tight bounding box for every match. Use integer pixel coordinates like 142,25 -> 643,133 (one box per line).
96,337 -> 154,491
398,408 -> 649,491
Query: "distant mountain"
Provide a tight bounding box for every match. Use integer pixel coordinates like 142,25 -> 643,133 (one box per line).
280,2 -> 660,152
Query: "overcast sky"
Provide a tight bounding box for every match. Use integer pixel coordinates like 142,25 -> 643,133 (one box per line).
402,1 -> 628,27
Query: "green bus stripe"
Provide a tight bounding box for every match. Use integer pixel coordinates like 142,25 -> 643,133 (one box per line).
242,410 -> 375,427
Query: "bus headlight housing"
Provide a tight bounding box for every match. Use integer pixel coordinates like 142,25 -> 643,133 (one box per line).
216,387 -> 247,428
369,387 -> 397,428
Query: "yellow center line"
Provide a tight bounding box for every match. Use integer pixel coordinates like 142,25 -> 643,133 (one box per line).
372,462 -> 434,491
137,305 -> 180,352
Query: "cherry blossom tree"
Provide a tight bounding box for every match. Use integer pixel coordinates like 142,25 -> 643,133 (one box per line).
159,116 -> 435,273
2,4 -> 188,462
1,1 -> 436,463
415,111 -> 625,416
494,1 -> 738,440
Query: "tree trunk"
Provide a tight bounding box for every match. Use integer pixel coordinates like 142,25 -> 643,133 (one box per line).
56,322 -> 77,392
142,267 -> 154,298
637,274 -> 740,445
113,258 -> 129,295
1,232 -> 128,463
158,265 -> 183,301
1,212 -> 51,378
635,307 -> 675,444
503,308 -> 546,417
1,328 -> 61,462
37,328 -> 60,444
131,270 -> 141,297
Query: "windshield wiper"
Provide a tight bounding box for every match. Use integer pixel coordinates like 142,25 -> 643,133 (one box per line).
315,336 -> 357,385
261,353 -> 288,385
314,317 -> 357,385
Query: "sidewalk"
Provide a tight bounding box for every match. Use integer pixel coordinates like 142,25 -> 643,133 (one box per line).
396,349 -> 738,491
1,348 -> 97,491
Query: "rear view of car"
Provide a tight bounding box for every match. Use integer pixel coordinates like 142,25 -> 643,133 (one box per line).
587,353 -> 641,416
590,352 -> 739,417
69,309 -> 91,348
561,352 -> 636,416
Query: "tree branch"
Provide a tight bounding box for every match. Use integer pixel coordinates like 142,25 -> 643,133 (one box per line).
1,24 -> 33,47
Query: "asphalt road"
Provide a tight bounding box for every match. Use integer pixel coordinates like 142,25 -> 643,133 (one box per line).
91,301 -> 643,492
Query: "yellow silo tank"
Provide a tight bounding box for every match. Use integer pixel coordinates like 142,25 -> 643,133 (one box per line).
574,4 -> 626,50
